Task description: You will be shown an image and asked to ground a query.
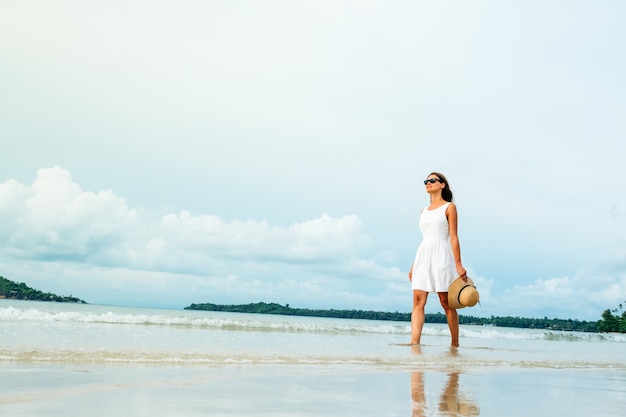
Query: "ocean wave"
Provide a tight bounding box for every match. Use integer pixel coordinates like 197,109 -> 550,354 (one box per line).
1,306 -> 624,343
0,306 -> 410,334
460,326 -> 624,342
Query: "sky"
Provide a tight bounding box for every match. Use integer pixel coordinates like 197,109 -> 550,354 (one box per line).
1,0 -> 625,321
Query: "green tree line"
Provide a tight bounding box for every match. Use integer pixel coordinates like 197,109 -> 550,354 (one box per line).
185,301 -> 601,332
597,301 -> 626,333
2,273 -> 621,333
0,276 -> 86,304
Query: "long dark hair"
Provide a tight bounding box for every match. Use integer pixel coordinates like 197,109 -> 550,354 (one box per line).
430,171 -> 454,202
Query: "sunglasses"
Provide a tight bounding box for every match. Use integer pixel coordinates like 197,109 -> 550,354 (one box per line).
424,178 -> 441,185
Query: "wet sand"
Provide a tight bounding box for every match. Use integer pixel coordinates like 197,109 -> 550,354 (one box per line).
1,363 -> 624,417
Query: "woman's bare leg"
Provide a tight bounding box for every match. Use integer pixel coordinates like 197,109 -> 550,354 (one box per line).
438,292 -> 459,347
411,290 -> 428,345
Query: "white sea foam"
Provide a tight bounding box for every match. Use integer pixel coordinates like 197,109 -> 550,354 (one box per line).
1,301 -> 625,371
1,305 -> 623,343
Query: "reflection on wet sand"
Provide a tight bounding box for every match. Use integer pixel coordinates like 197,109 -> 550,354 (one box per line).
411,347 -> 480,416
411,369 -> 427,417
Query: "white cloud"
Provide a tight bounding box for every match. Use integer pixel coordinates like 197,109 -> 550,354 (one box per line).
158,210 -> 367,263
0,167 -> 368,267
0,167 -> 138,260
0,167 -> 404,309
491,270 -> 626,321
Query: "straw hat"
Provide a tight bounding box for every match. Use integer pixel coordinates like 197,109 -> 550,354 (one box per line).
448,276 -> 479,309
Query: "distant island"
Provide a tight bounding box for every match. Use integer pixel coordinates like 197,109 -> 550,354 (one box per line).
0,276 -> 86,304
3,273 -> 622,333
185,301 -> 603,332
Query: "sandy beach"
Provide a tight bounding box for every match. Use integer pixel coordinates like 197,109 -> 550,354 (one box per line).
1,363 -> 625,417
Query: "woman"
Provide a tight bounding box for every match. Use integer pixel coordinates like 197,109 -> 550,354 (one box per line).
408,172 -> 467,346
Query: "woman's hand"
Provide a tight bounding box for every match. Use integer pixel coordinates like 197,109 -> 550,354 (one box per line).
456,264 -> 467,281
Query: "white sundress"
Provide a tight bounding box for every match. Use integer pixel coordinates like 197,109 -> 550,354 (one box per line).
411,202 -> 457,292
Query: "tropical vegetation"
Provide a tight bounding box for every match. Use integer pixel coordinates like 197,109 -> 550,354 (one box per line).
597,301 -> 626,333
0,276 -> 86,303
185,301 -> 601,332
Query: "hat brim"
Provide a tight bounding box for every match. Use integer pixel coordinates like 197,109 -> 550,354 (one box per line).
448,276 -> 479,309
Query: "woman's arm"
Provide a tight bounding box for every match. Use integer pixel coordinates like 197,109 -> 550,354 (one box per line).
447,203 -> 467,278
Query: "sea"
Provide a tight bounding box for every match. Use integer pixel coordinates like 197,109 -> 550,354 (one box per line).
1,299 -> 625,416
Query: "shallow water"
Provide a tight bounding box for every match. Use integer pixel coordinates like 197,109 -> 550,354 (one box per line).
1,300 -> 623,368
1,300 -> 625,416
